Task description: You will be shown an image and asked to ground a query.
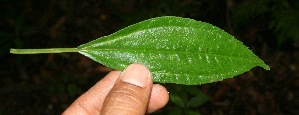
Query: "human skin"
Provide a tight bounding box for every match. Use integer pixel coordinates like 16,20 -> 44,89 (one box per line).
62,64 -> 169,115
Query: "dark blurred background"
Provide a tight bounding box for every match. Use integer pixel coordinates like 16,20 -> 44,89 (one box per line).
1,0 -> 299,114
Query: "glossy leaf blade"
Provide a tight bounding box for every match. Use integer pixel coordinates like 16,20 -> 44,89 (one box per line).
78,16 -> 269,85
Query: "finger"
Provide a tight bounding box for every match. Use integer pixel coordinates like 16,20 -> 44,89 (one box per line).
101,64 -> 152,115
62,71 -> 121,115
63,64 -> 169,115
148,84 -> 169,113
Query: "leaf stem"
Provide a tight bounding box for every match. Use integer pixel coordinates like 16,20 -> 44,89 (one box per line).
10,48 -> 78,54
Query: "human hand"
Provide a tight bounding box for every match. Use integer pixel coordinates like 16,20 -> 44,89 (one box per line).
62,64 -> 169,115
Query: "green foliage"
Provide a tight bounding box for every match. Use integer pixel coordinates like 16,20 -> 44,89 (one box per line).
11,16 -> 269,85
269,4 -> 299,42
232,0 -> 299,46
78,16 -> 269,85
153,85 -> 209,115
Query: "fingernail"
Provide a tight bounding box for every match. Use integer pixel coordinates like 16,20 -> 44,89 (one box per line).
121,64 -> 149,88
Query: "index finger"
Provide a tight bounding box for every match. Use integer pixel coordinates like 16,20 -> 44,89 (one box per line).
62,71 -> 121,115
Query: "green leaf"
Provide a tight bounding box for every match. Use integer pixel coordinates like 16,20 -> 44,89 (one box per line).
170,94 -> 185,108
77,16 -> 269,85
187,93 -> 209,108
10,16 -> 270,85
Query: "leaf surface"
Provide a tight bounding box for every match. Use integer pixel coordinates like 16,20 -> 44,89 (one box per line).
78,16 -> 269,85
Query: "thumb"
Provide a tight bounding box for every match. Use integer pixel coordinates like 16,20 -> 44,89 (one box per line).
101,64 -> 152,115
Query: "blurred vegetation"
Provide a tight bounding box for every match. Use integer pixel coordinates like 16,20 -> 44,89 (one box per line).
152,85 -> 210,115
232,0 -> 299,50
1,0 -> 298,114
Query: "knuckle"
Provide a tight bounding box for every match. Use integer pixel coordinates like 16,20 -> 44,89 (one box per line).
110,86 -> 143,105
105,86 -> 146,113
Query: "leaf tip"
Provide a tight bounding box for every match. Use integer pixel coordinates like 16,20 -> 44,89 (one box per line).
260,63 -> 270,70
264,65 -> 270,70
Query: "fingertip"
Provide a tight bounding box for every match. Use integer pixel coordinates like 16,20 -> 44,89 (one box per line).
121,64 -> 152,88
148,84 -> 169,113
